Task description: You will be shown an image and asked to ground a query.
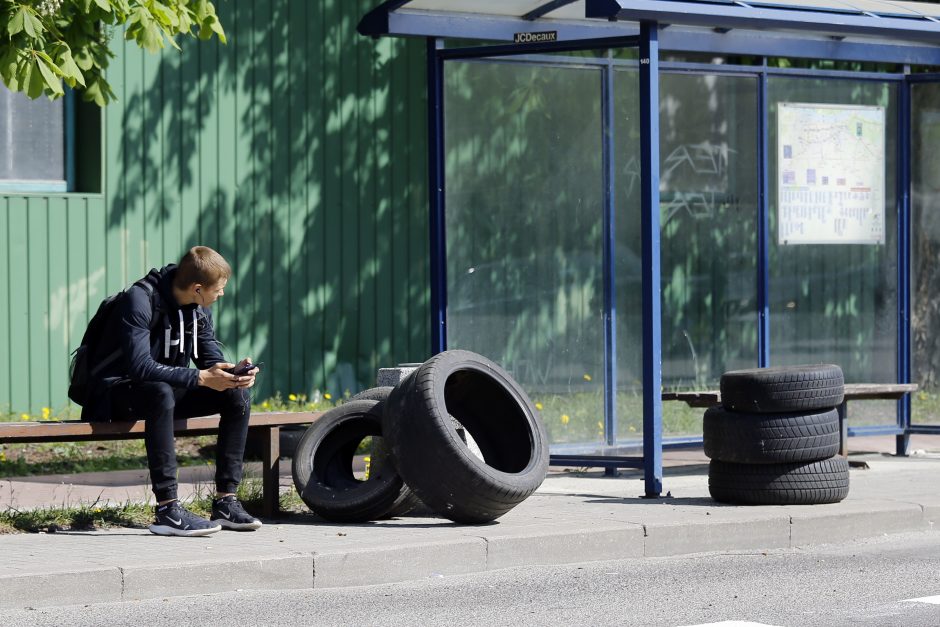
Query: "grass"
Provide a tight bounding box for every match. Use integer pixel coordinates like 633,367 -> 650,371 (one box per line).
0,477 -> 306,534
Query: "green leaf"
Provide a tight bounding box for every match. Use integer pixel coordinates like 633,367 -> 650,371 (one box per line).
150,1 -> 178,28
26,61 -> 45,99
36,56 -> 64,96
141,23 -> 164,53
55,47 -> 86,87
0,46 -> 21,87
73,47 -> 95,71
93,0 -> 112,12
9,7 -> 26,36
23,10 -> 44,39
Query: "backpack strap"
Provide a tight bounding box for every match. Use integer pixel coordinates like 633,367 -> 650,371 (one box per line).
88,280 -> 160,377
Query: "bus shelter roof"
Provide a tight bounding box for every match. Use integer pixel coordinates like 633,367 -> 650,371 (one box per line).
359,0 -> 940,64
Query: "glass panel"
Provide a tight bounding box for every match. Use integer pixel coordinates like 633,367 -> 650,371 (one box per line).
768,78 -> 898,428
912,81 -> 940,426
613,67 -> 644,442
613,70 -> 759,440
444,60 -> 606,450
0,85 -> 65,187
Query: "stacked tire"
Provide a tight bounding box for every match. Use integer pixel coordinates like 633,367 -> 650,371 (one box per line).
705,364 -> 850,505
291,350 -> 550,524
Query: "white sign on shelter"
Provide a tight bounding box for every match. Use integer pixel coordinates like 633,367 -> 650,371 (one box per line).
777,102 -> 886,245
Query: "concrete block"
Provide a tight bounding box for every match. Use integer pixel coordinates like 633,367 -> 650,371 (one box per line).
314,538 -> 486,588
121,555 -> 313,602
0,568 -> 123,610
789,502 -> 926,547
376,364 -> 420,387
484,524 -> 644,571
644,517 -> 791,557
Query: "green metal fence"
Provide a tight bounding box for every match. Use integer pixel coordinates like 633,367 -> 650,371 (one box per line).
0,0 -> 430,414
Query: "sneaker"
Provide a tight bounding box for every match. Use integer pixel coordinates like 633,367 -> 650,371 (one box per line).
149,501 -> 221,537
211,495 -> 262,531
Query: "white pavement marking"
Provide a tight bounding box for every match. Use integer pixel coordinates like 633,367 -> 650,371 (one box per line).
902,595 -> 940,605
680,622 -> 781,627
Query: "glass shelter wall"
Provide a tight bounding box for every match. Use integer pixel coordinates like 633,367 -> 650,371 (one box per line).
614,70 -> 759,439
912,81 -> 940,426
768,78 -> 899,424
442,52 -> 911,449
444,60 -> 607,447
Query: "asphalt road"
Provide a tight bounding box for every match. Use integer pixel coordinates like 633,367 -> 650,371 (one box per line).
10,529 -> 940,627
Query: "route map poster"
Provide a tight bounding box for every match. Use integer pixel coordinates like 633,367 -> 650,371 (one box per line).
777,102 -> 886,245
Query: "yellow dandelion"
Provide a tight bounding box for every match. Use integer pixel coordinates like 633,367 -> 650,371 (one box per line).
20,413 -> 29,421
0,452 -> 6,462
324,393 -> 332,400
919,391 -> 928,401
597,421 -> 603,430
628,425 -> 636,432
94,508 -> 102,513
535,402 -> 543,411
41,407 -> 51,419
560,414 -> 570,425
261,401 -> 270,409
288,394 -> 298,402
583,374 -> 592,382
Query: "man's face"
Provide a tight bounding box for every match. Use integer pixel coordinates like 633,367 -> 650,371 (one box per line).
198,278 -> 227,306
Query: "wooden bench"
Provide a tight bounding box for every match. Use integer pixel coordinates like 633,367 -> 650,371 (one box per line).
663,383 -> 919,455
0,411 -> 323,517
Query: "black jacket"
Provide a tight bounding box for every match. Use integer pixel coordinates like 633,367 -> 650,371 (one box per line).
82,265 -> 225,421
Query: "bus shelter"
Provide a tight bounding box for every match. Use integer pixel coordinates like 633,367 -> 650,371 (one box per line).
358,0 -> 940,496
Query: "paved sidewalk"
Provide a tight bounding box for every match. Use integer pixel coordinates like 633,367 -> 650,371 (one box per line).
1,436 -> 938,610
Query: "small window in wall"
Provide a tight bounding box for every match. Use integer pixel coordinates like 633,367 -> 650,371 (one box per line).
0,85 -> 68,192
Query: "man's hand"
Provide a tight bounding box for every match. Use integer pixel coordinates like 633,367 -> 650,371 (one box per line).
198,361 -> 256,391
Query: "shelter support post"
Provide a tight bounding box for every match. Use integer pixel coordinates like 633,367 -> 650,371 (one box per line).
757,68 -> 770,367
428,37 -> 447,354
640,21 -> 663,497
897,75 -> 912,457
602,57 -> 618,476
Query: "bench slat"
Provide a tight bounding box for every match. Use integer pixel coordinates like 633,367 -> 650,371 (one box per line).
0,411 -> 322,443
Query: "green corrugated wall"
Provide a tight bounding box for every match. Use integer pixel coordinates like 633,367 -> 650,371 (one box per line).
0,0 -> 430,414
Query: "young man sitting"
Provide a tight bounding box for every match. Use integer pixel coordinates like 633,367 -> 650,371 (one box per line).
82,246 -> 261,536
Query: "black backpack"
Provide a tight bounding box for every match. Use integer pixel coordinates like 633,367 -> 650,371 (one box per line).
68,280 -> 158,406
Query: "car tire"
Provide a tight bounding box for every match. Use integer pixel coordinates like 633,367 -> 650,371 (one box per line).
383,350 -> 549,524
708,456 -> 850,505
291,399 -> 408,522
703,406 -> 840,464
720,364 -> 844,413
349,386 -> 421,518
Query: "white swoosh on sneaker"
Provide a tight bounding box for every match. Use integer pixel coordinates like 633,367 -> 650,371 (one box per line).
220,510 -> 231,519
168,517 -> 182,526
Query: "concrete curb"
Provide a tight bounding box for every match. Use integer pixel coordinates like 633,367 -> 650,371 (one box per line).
3,500 -> 938,610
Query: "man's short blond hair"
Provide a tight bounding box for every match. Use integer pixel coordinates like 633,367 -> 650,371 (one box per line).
174,246 -> 231,289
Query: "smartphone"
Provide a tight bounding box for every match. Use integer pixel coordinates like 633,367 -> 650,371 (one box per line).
230,362 -> 263,376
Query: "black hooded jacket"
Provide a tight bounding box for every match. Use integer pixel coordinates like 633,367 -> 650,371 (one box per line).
82,265 -> 225,421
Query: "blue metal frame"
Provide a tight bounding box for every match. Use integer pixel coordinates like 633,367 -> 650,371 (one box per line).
587,0 -> 940,44
757,65 -> 770,367
427,37 -> 447,354
897,73 -> 913,456
640,22 -> 663,497
523,0 -> 579,21
65,87 -> 76,193
360,4 -> 940,65
602,58 -> 618,458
